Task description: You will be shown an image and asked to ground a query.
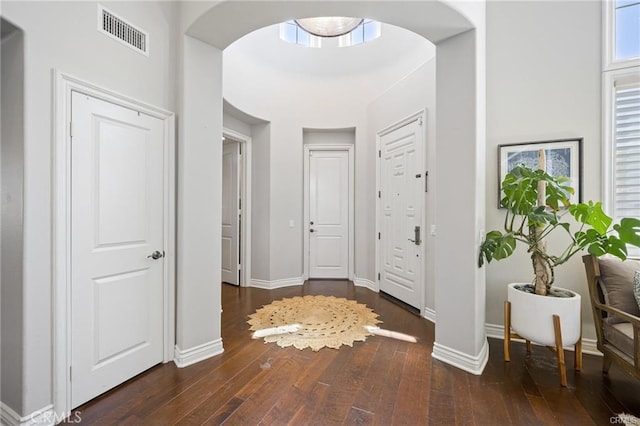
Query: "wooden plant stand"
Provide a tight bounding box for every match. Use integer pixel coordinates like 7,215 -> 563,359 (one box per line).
504,301 -> 582,387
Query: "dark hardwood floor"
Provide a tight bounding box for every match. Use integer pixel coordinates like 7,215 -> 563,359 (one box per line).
67,280 -> 640,425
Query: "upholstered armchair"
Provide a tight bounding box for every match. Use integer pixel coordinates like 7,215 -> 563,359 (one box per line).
582,255 -> 640,379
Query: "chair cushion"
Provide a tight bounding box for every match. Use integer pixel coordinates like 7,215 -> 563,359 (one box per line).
603,321 -> 635,359
635,271 -> 640,311
598,257 -> 640,324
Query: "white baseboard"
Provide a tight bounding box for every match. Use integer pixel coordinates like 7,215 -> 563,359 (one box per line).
485,322 -> 601,356
432,339 -> 489,375
174,338 -> 224,368
0,403 -> 56,426
353,276 -> 377,292
249,277 -> 304,290
423,307 -> 436,323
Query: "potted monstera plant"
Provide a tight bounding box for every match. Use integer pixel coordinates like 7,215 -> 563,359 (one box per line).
479,157 -> 640,348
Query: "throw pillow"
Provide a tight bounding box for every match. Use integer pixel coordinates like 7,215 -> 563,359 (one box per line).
635,271 -> 640,312
598,257 -> 640,323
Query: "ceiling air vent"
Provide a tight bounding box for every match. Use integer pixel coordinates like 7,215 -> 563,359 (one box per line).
98,5 -> 148,56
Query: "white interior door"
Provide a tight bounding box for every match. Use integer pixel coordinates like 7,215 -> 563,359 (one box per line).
379,118 -> 424,309
71,91 -> 164,408
221,142 -> 240,285
309,150 -> 349,278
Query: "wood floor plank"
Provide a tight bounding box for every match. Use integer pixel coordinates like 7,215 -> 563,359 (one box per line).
201,396 -> 244,425
259,349 -> 338,424
208,351 -> 314,425
345,406 -> 375,425
174,345 -> 283,425
308,341 -> 379,424
451,365 -> 475,426
64,282 -> 640,426
287,382 -> 330,425
526,394 -> 561,426
370,350 -> 406,425
390,343 -> 431,425
143,340 -> 274,424
350,338 -> 398,414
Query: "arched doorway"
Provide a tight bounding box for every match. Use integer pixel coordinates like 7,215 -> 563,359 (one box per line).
176,0 -> 488,375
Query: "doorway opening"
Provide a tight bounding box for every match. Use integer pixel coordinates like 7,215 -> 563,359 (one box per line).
303,131 -> 355,281
222,128 -> 252,286
376,110 -> 427,312
53,73 -> 176,415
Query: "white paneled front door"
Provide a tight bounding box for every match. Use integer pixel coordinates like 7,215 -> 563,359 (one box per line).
309,150 -> 349,278
71,92 -> 164,408
221,141 -> 240,285
379,117 -> 424,309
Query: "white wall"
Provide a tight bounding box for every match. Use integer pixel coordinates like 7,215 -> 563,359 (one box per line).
303,129 -> 355,145
366,60 -> 437,310
250,122 -> 271,281
1,23 -> 24,413
223,111 -> 252,137
485,1 -> 602,340
177,35 -> 222,351
1,0 -> 178,416
223,23 -> 435,283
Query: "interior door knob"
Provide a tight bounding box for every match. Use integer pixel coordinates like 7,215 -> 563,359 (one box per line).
147,250 -> 164,260
310,229 -> 315,233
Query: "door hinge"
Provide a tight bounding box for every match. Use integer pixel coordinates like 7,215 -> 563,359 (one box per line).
378,190 -> 381,198
378,150 -> 381,158
425,171 -> 429,193
69,121 -> 73,138
69,366 -> 72,381
378,232 -> 381,240
418,117 -> 423,126
378,273 -> 380,280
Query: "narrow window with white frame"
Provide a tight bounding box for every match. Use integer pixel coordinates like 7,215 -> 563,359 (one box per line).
604,0 -> 640,256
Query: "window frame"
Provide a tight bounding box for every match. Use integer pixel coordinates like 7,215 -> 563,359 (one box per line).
603,1 -> 640,257
604,0 -> 640,71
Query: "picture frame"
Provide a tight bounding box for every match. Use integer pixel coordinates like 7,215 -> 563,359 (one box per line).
498,138 -> 583,208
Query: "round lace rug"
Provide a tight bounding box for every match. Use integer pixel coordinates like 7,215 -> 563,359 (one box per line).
248,295 -> 382,351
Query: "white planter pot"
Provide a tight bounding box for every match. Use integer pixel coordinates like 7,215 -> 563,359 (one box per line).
507,283 -> 581,347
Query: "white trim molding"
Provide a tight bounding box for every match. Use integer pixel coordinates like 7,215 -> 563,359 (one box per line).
423,307 -> 436,323
174,339 -> 224,368
432,339 -> 489,376
52,71 -> 176,417
0,403 -> 57,426
353,276 -> 377,292
485,323 -> 601,356
249,277 -> 305,290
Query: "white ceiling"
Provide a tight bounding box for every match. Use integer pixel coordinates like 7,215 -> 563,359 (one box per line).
223,22 -> 435,117
224,22 -> 435,79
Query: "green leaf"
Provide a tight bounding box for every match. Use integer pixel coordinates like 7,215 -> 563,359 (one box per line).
587,243 -> 607,257
528,206 -> 555,227
569,202 -> 612,235
613,217 -> 640,247
559,222 -> 571,235
478,231 -> 517,267
604,236 -> 628,260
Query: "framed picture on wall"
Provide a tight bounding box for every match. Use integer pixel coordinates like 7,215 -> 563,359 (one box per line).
497,138 -> 583,208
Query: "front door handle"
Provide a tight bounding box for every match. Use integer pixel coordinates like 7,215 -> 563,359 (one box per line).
147,250 -> 164,260
408,226 -> 421,245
